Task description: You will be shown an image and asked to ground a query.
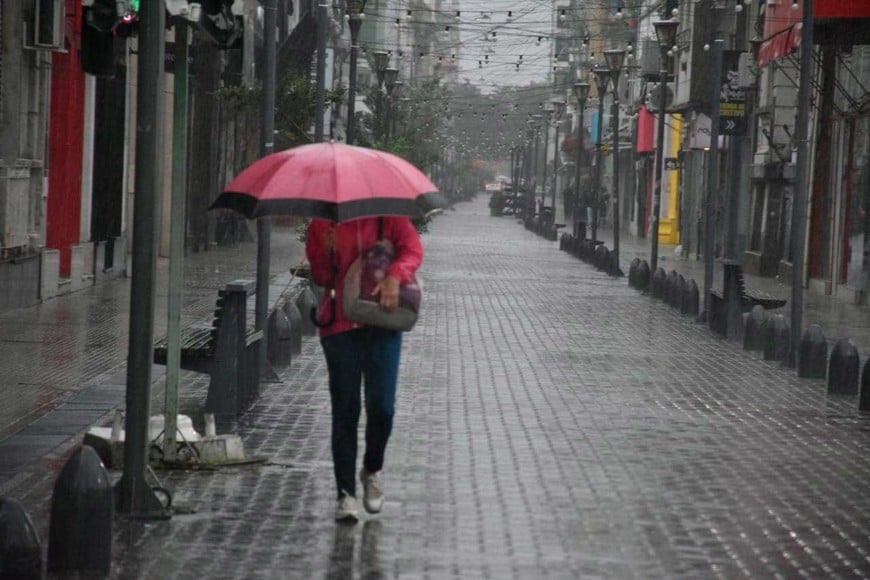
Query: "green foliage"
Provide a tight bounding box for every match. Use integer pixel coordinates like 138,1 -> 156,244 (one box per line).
275,75 -> 345,149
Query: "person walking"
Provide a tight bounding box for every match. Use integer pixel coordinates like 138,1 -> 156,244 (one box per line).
306,216 -> 424,522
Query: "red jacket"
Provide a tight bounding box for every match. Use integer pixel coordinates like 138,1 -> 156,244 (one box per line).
306,216 -> 424,337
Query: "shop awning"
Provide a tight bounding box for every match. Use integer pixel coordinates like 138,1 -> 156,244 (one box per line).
758,0 -> 870,67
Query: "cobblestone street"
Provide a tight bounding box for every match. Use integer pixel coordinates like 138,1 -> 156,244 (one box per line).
3,196 -> 870,578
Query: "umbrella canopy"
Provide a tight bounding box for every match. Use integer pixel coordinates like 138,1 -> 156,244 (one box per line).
210,142 -> 443,222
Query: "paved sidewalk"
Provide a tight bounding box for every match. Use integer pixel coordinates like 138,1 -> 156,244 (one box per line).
3,196 -> 870,578
593,225 -> 870,360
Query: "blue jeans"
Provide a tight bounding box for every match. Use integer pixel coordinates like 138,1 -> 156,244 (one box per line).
321,327 -> 402,498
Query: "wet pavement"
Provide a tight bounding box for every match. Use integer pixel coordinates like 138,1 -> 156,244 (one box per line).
2,197 -> 870,578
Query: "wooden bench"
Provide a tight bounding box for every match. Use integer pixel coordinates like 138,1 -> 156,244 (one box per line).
153,279 -> 263,417
708,260 -> 786,337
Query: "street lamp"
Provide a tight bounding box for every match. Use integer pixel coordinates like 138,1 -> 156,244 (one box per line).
372,50 -> 390,87
386,77 -> 403,141
573,81 -> 590,238
550,99 -> 566,217
649,19 -> 680,276
371,52 -> 390,141
604,48 -> 626,275
384,68 -> 398,141
591,66 -> 610,243
344,0 -> 366,145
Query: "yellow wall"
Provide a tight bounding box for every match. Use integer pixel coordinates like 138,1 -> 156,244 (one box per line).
658,113 -> 682,245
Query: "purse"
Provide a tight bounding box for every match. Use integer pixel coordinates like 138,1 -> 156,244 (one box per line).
342,219 -> 423,332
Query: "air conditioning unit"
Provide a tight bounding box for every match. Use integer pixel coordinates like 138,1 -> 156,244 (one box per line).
23,0 -> 66,51
645,82 -> 674,113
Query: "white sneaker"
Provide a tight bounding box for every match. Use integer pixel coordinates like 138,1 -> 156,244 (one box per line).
359,468 -> 384,514
335,492 -> 359,522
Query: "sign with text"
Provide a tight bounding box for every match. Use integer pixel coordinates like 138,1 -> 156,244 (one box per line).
719,51 -> 747,136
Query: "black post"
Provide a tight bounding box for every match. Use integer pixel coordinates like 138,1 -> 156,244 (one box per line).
593,93 -> 605,242
314,1 -> 328,142
346,16 -> 362,145
788,0 -> 814,367
115,0 -> 169,519
574,103 -> 585,235
611,98 -> 621,272
257,0 -> 277,381
541,116 -> 551,211
551,118 -> 561,212
703,37 -> 724,320
650,52 -> 668,274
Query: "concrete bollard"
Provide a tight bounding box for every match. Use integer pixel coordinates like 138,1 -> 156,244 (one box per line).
296,286 -> 318,336
743,305 -> 766,352
762,314 -> 790,362
559,233 -> 568,252
48,445 -> 112,577
797,324 -> 828,379
651,268 -> 667,300
827,338 -> 859,396
281,301 -> 303,355
682,279 -> 700,316
628,258 -> 639,287
0,497 -> 43,580
267,308 -> 293,366
860,360 -> 870,411
636,260 -> 650,292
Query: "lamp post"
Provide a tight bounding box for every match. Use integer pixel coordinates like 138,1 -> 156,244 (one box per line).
524,125 -> 537,218
345,0 -> 366,145
573,81 -> 590,238
540,102 -> 554,214
650,19 -> 679,275
550,99 -> 566,216
383,67 -> 398,141
389,79 -> 403,141
371,51 -> 389,142
592,67 -> 610,243
605,48 -> 626,275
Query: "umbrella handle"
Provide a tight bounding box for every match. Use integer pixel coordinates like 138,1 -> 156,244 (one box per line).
311,289 -> 336,328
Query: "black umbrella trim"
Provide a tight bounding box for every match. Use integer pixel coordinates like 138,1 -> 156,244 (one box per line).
210,191 -> 444,222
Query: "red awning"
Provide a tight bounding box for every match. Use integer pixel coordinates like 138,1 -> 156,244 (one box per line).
758,0 -> 802,67
758,0 -> 870,67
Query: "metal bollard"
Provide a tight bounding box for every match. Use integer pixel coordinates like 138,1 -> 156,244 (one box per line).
827,338 -> 859,396
296,286 -> 319,336
762,314 -> 790,362
797,324 -> 828,380
860,359 -> 870,411
0,497 -> 43,580
47,445 -> 112,577
743,306 -> 766,352
281,301 -> 303,355
267,308 -> 293,366
636,260 -> 651,292
628,258 -> 640,287
682,279 -> 699,316
651,268 -> 667,300
665,271 -> 679,307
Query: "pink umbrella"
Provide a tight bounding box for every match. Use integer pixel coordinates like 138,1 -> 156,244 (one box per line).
209,142 -> 443,222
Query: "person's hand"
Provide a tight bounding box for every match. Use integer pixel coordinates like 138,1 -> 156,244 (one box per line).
372,275 -> 400,311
